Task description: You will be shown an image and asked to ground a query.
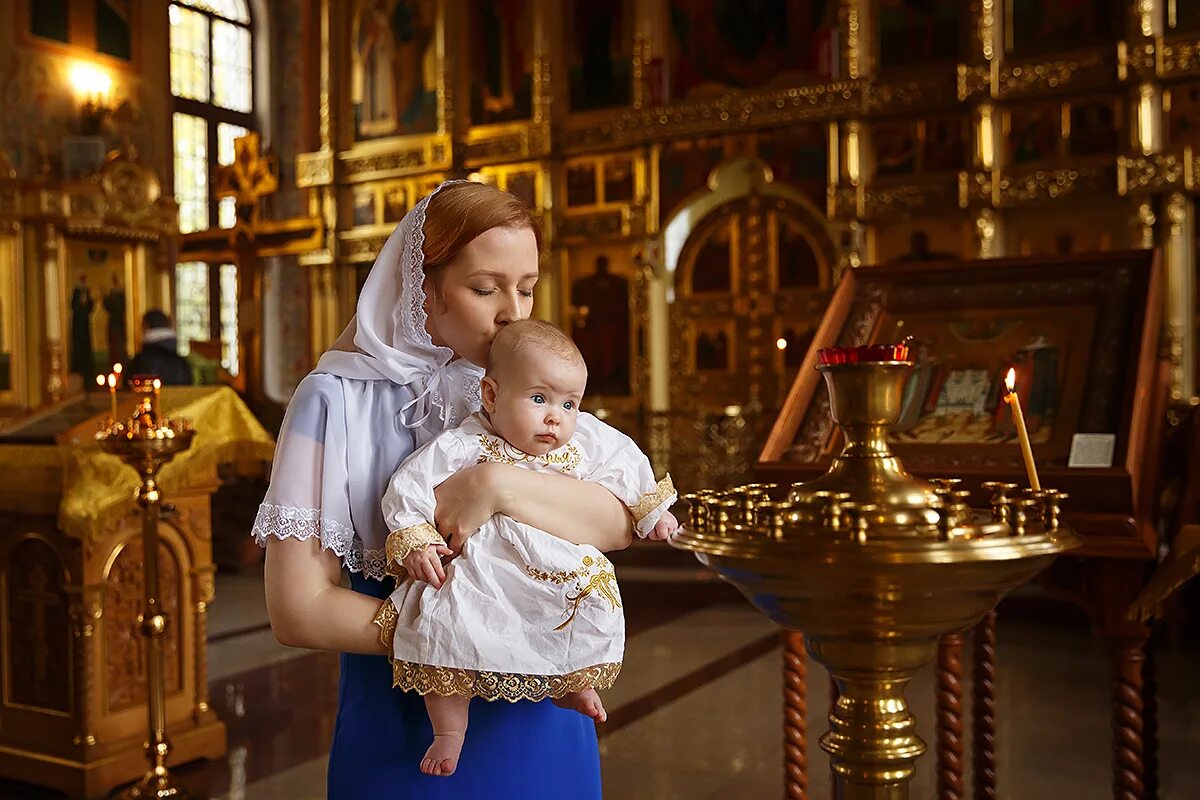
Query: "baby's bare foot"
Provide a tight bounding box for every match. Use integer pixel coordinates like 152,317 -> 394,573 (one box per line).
553,688 -> 607,723
420,732 -> 465,777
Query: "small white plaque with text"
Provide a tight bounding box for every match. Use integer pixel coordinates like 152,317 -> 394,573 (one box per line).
1068,434 -> 1117,468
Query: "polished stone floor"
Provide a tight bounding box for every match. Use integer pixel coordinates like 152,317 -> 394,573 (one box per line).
4,561 -> 1199,799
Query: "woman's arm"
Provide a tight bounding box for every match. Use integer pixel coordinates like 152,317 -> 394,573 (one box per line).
263,536 -> 388,654
433,462 -> 634,552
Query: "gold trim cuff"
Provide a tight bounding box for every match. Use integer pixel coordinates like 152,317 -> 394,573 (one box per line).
389,659 -> 622,702
631,474 -> 677,524
384,522 -> 447,574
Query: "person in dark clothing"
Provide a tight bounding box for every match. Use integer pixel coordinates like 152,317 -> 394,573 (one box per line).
126,310 -> 193,386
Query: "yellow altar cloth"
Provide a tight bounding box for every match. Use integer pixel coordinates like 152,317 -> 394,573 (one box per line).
0,386 -> 275,541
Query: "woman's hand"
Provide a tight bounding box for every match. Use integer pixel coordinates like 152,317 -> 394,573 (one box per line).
402,543 -> 455,589
433,462 -> 505,552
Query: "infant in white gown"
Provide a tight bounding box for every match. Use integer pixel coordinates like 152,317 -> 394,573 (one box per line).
376,320 -> 677,777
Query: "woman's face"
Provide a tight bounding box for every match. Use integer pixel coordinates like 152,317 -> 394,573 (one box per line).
424,225 -> 539,367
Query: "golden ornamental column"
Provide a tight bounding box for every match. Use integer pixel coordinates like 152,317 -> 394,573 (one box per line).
963,0 -> 1005,259
40,223 -> 66,403
1164,191 -> 1195,403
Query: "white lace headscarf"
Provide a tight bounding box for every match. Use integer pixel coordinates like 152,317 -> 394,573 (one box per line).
253,180 -> 490,578
316,179 -> 484,433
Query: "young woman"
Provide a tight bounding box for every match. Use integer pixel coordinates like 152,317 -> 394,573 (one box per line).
253,180 -> 633,798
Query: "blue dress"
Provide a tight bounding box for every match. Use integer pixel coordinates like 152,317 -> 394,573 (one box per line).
328,574 -> 603,799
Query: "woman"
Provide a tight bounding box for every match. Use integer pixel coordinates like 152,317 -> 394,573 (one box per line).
253,181 -> 633,798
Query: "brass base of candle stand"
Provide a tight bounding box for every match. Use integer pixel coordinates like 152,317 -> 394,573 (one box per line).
672,358 -> 1078,799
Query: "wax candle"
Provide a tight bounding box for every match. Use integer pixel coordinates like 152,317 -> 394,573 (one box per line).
1004,368 -> 1041,491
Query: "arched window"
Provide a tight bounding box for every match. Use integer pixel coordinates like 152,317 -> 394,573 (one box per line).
170,0 -> 253,374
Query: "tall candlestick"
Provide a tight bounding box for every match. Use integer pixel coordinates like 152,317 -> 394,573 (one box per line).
107,373 -> 118,423
1004,368 -> 1041,491
152,378 -> 161,417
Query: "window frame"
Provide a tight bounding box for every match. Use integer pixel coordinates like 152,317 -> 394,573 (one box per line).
170,0 -> 256,371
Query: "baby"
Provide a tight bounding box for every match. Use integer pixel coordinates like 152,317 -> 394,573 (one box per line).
376,319 -> 678,777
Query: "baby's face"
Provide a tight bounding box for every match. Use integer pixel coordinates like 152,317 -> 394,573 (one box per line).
483,355 -> 587,456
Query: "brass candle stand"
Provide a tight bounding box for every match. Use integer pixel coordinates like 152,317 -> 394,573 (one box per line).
96,384 -> 198,800
671,350 -> 1079,799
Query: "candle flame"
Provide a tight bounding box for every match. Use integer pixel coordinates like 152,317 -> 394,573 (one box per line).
107,374 -> 116,389
96,374 -> 105,387
152,378 -> 161,390
1005,367 -> 1016,393
113,363 -> 122,375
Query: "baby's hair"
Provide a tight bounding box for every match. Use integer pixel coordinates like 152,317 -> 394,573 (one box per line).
487,320 -> 586,379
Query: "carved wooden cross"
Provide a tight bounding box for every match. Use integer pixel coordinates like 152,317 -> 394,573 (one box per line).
213,132 -> 278,230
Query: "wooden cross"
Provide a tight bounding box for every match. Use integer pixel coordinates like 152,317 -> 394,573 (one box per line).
181,132 -> 321,410
213,132 -> 279,230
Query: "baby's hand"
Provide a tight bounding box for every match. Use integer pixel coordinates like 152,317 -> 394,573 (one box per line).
402,543 -> 455,589
648,511 -> 680,542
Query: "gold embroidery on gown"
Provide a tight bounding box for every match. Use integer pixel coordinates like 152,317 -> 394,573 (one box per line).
476,434 -> 583,472
389,659 -> 622,702
384,522 -> 446,575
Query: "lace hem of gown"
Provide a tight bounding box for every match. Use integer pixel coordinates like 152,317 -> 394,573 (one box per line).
252,502 -> 390,579
388,657 -> 622,702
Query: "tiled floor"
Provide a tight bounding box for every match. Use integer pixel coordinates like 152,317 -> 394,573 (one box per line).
3,565 -> 1198,799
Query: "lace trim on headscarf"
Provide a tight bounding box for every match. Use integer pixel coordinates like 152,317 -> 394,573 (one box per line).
251,502 -> 390,579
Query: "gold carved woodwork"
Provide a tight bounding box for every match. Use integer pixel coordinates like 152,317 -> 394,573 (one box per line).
957,64 -> 991,102
997,51 -> 1114,99
1159,37 -> 1200,78
0,478 -> 225,799
335,136 -> 453,183
295,150 -> 335,188
996,166 -> 1114,205
1118,150 -> 1193,194
862,180 -> 958,220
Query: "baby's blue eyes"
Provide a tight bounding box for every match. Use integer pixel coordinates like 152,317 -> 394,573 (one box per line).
530,395 -> 577,411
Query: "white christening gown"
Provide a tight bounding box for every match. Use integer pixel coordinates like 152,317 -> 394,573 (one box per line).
376,411 -> 675,702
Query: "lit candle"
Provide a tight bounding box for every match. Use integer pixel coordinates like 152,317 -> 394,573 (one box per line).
106,373 -> 117,423
152,378 -> 161,418
1004,368 -> 1041,491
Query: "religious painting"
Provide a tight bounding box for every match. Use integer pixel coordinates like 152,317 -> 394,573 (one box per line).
1068,98 -> 1120,157
877,1 -> 962,72
766,251 -> 1158,475
658,137 -> 725,222
922,116 -> 966,172
352,0 -> 439,140
566,0 -> 633,111
775,217 -> 822,289
468,0 -> 534,125
505,170 -> 537,209
1005,0 -> 1121,57
691,320 -> 736,374
566,162 -> 598,208
1166,84 -> 1200,148
570,252 -> 632,397
883,312 -> 1090,446
665,0 -> 836,102
874,121 -> 918,177
66,241 -> 129,382
603,156 -> 635,204
352,188 -> 377,227
6,539 -> 72,712
382,184 -> 408,223
1171,0 -> 1200,33
1007,104 -> 1061,164
688,218 -> 734,295
96,0 -> 133,61
756,124 -> 827,206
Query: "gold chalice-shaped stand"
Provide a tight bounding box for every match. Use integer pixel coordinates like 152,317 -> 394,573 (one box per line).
96,387 -> 198,799
672,346 -> 1078,800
